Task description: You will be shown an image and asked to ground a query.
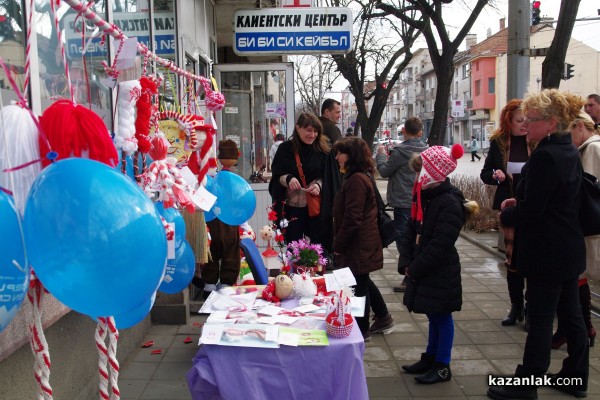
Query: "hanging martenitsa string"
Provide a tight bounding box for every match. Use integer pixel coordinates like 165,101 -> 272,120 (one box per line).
0,18 -> 57,400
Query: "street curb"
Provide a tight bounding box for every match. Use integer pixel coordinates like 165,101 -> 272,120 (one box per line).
459,231 -> 505,260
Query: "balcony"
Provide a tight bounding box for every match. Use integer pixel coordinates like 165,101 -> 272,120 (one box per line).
466,99 -> 473,109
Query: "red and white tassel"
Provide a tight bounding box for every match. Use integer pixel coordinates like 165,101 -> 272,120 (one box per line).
95,318 -> 109,400
28,272 -> 53,400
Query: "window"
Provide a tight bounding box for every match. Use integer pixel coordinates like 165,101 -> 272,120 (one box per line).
475,80 -> 481,96
462,64 -> 469,79
475,61 -> 479,71
488,77 -> 495,94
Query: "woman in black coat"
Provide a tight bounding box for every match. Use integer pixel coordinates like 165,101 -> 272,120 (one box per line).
269,113 -> 330,245
488,89 -> 588,400
399,144 -> 473,385
480,99 -> 534,326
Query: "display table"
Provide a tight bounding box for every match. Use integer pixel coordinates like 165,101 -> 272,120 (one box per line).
186,314 -> 368,399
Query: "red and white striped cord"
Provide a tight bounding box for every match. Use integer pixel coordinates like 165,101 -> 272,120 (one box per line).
28,272 -> 53,400
96,317 -> 120,400
50,0 -> 73,101
21,0 -> 34,95
95,318 -> 109,400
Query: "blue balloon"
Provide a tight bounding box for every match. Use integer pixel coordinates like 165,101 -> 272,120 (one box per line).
212,171 -> 256,225
112,291 -> 156,330
203,175 -> 217,222
155,202 -> 186,249
158,240 -> 195,294
23,158 -> 167,317
0,192 -> 30,332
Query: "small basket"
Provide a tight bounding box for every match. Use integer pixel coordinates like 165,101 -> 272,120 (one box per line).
325,313 -> 354,338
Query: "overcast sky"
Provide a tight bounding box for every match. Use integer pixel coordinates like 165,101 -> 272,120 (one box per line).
436,0 -> 600,51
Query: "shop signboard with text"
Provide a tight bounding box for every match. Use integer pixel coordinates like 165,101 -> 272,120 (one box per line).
64,12 -> 176,58
233,8 -> 353,55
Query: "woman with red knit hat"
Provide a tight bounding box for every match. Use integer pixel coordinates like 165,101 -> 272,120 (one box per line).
399,144 -> 478,385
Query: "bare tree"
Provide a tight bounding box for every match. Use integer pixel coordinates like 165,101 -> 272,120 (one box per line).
292,55 -> 341,115
374,0 -> 491,145
321,0 -> 422,148
541,0 -> 581,89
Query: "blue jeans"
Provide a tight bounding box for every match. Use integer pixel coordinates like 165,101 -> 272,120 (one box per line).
425,313 -> 454,365
393,208 -> 411,253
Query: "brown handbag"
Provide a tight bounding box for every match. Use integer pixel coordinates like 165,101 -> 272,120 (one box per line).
294,152 -> 321,217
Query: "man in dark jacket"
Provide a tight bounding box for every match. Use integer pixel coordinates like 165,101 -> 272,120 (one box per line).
319,99 -> 342,144
376,117 -> 428,292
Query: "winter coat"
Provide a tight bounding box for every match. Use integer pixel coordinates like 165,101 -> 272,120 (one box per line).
332,171 -> 383,276
480,135 -> 535,210
318,116 -> 342,144
500,134 -> 586,281
269,140 -> 327,208
399,179 -> 465,315
579,135 -> 600,280
376,138 -> 428,208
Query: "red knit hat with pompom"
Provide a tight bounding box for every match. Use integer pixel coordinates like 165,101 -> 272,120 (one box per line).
411,144 -> 464,222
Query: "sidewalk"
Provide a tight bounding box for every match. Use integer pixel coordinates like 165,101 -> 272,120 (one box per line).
118,230 -> 600,399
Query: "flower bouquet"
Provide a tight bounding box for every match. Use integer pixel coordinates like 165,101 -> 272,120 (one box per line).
285,238 -> 327,276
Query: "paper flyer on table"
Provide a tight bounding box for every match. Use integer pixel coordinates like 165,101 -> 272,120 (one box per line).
198,291 -> 257,313
324,267 -> 356,292
279,327 -> 329,346
214,324 -> 280,348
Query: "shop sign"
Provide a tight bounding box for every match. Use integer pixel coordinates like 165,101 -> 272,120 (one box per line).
233,8 -> 353,55
64,12 -> 176,58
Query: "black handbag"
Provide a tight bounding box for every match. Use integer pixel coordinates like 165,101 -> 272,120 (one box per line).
580,171 -> 600,237
367,173 -> 401,248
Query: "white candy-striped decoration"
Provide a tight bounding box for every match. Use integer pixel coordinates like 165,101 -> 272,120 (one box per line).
114,80 -> 140,155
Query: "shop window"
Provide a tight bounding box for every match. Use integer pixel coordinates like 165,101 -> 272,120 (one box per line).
0,0 -> 26,103
36,2 -> 112,126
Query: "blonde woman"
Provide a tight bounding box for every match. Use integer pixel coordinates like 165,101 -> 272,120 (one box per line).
551,112 -> 600,350
488,90 -> 588,399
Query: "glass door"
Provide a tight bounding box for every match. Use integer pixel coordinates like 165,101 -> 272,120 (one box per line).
214,63 -> 294,181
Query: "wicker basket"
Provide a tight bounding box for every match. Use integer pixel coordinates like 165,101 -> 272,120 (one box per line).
325,313 -> 354,338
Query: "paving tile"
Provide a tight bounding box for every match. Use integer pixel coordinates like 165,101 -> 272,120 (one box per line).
152,362 -> 194,380
456,320 -> 501,332
366,377 -> 411,397
453,310 -> 489,321
454,375 -> 492,397
119,379 -> 150,399
385,332 -> 429,347
477,344 -> 523,359
451,345 -> 485,360
464,331 -> 516,344
120,361 -> 160,380
364,346 -> 394,361
364,360 -> 402,377
451,359 -> 498,376
161,346 -> 198,363
140,380 -> 191,399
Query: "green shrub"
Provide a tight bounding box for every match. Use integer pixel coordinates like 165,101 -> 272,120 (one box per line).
451,174 -> 499,233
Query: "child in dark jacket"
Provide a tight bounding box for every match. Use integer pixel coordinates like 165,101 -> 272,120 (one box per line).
399,144 -> 478,384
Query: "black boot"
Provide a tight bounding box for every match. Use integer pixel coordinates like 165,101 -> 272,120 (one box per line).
487,385 -> 538,400
414,361 -> 452,384
402,353 -> 435,374
502,303 -> 524,326
580,282 -> 596,347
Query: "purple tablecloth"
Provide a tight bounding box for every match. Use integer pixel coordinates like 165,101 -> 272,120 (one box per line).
186,319 -> 368,399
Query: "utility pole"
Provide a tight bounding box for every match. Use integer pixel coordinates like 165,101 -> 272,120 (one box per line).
507,0 -> 530,100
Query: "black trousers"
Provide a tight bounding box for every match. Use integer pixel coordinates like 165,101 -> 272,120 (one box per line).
517,277 -> 588,388
354,273 -> 389,333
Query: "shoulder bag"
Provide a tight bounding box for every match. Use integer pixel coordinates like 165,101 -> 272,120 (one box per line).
367,173 -> 401,248
295,152 -> 321,217
580,171 -> 600,237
